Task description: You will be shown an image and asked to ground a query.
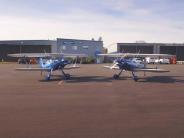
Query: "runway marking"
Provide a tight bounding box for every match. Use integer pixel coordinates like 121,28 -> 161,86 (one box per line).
58,81 -> 64,85
57,82 -> 113,87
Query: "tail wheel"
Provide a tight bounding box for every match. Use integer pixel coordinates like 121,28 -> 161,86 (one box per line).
65,74 -> 71,80
113,74 -> 119,80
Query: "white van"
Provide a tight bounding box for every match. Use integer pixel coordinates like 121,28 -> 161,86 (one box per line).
159,58 -> 170,64
146,57 -> 170,64
146,57 -> 156,64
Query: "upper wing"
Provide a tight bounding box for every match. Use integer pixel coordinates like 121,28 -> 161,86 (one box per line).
97,53 -> 174,58
8,53 -> 52,58
8,53 -> 87,58
127,53 -> 174,58
133,68 -> 169,72
97,53 -> 125,57
49,53 -> 87,58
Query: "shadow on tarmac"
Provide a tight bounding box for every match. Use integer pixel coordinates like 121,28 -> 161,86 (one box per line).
40,75 -> 114,83
66,76 -> 114,83
138,76 -> 184,83
39,75 -> 184,84
65,76 -> 140,83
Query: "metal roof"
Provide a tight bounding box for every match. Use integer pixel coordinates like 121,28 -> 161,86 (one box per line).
0,40 -> 56,45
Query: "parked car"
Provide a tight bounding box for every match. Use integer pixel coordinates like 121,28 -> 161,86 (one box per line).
146,57 -> 170,64
29,58 -> 37,64
146,57 -> 156,64
18,57 -> 37,64
159,58 -> 170,64
18,58 -> 29,64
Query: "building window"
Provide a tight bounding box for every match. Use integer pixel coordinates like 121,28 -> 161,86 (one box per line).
83,46 -> 89,49
62,46 -> 66,50
72,46 -> 78,50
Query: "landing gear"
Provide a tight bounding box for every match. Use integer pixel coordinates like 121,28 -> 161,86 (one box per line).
113,69 -> 123,80
43,69 -> 71,81
61,69 -> 71,80
132,72 -> 139,82
45,76 -> 51,81
65,74 -> 71,80
133,76 -> 139,82
113,74 -> 120,79
45,70 -> 52,81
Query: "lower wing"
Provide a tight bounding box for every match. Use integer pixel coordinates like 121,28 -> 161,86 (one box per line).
16,68 -> 51,71
16,66 -> 80,71
133,68 -> 169,73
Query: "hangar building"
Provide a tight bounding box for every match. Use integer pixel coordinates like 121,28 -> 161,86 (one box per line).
0,38 -> 103,61
0,40 -> 56,61
117,43 -> 184,60
57,38 -> 103,57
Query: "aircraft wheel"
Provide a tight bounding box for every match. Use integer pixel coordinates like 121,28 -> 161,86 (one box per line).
45,76 -> 51,81
113,74 -> 119,79
133,77 -> 139,82
65,74 -> 71,80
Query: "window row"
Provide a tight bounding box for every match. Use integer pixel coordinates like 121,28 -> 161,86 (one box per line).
61,46 -> 89,50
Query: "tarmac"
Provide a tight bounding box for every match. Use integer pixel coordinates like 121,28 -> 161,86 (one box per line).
0,63 -> 184,138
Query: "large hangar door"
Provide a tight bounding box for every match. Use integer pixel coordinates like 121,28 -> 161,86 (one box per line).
176,46 -> 184,60
119,46 -> 136,53
136,46 -> 153,54
21,45 -> 51,53
0,45 -> 20,61
0,44 -> 51,62
160,46 -> 176,55
156,46 -> 184,60
119,45 -> 153,54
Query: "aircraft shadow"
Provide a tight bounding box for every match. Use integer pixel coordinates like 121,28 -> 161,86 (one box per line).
65,76 -> 113,83
39,75 -> 114,83
138,76 -> 184,83
39,75 -> 184,84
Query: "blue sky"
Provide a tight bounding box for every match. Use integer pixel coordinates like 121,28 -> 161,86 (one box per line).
0,0 -> 184,51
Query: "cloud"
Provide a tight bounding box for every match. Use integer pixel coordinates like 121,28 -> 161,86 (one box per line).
103,0 -> 134,11
0,0 -> 184,52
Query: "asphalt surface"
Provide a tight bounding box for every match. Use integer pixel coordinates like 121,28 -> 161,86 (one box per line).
0,63 -> 184,138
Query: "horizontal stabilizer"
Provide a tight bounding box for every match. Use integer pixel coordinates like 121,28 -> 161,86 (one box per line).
64,65 -> 80,70
103,66 -> 119,70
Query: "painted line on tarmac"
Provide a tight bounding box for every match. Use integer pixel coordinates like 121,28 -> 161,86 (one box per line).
58,81 -> 64,85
